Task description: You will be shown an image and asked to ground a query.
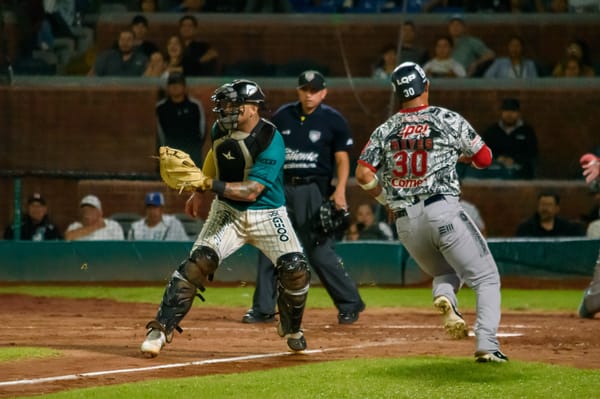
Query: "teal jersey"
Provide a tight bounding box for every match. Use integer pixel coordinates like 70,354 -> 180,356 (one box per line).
245,131 -> 286,210
210,120 -> 286,210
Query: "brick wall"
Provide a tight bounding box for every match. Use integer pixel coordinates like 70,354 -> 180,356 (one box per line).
2,81 -> 598,178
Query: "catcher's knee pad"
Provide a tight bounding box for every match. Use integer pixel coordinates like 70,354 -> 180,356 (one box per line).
181,246 -> 219,289
276,252 -> 310,335
155,247 -> 219,335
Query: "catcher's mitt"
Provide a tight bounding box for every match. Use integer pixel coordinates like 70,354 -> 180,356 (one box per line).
157,146 -> 211,193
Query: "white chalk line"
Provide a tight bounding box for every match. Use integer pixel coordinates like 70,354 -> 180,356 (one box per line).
0,327 -> 524,387
0,324 -> 536,331
0,340 -> 398,387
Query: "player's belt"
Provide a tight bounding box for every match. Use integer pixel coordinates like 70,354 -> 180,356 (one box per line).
393,194 -> 446,219
284,175 -> 327,186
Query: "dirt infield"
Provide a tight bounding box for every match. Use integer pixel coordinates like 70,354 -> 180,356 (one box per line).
1,291 -> 599,398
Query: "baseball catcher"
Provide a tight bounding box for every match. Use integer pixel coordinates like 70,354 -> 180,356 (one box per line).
141,79 -> 310,358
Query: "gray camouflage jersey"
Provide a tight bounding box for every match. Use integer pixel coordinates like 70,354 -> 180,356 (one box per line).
358,105 -> 485,210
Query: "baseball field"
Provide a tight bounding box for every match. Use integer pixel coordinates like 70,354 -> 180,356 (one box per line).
1,283 -> 599,398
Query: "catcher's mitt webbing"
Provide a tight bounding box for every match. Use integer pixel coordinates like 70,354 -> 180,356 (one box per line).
158,146 -> 211,193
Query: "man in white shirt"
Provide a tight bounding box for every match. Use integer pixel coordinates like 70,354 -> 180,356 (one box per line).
128,192 -> 189,241
65,195 -> 124,240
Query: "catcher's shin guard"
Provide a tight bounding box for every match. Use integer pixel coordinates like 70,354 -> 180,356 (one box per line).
155,246 -> 219,334
276,252 -> 310,336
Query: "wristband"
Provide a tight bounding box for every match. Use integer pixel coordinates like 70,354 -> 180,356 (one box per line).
212,180 -> 226,196
359,175 -> 379,191
374,187 -> 387,205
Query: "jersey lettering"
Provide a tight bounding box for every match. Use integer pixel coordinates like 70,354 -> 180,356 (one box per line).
400,124 -> 429,138
392,149 -> 428,177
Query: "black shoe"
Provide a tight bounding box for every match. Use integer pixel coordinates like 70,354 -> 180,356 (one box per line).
241,309 -> 275,324
338,302 -> 366,325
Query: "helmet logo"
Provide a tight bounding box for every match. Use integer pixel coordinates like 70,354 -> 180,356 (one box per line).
244,85 -> 258,97
399,73 -> 416,85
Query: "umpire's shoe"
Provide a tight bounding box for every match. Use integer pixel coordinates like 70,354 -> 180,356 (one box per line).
475,350 -> 509,363
433,295 -> 468,339
338,302 -> 366,325
242,308 -> 276,324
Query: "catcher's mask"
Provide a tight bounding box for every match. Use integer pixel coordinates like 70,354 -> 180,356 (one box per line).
316,200 -> 351,237
391,61 -> 429,101
211,79 -> 265,131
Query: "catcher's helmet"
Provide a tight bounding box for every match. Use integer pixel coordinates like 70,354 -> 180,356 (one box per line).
390,62 -> 428,101
212,79 -> 265,130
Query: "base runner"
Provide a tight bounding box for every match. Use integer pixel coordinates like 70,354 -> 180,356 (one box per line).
355,62 -> 508,363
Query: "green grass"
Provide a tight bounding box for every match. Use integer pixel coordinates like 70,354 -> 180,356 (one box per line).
0,347 -> 61,363
0,285 -> 583,311
14,357 -> 600,399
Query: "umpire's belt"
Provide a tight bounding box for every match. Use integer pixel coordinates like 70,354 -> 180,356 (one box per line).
393,194 -> 446,219
284,175 -> 326,186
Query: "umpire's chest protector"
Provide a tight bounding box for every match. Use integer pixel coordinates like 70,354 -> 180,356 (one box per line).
212,119 -> 276,182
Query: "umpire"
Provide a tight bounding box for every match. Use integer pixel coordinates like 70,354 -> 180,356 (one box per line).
243,70 -> 365,324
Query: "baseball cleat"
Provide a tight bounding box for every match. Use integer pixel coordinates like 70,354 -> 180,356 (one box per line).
475,350 -> 509,363
433,295 -> 468,339
285,331 -> 307,352
141,328 -> 166,358
242,309 -> 276,324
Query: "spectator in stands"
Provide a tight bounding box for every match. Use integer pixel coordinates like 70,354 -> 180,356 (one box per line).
515,192 -> 586,237
354,203 -> 394,240
447,15 -> 495,77
423,35 -> 466,78
144,50 -> 168,78
372,22 -> 428,79
372,44 -> 397,80
164,35 -> 184,75
178,15 -> 219,76
128,192 -> 189,241
343,222 -> 361,241
130,15 -> 159,58
156,72 -> 206,167
139,0 -> 159,12
481,98 -> 538,179
484,35 -> 538,79
89,29 -> 148,77
3,193 -> 63,241
397,21 -> 429,66
64,195 -> 125,240
552,39 -> 595,77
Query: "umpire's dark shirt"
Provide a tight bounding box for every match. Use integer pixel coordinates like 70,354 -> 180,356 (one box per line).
156,95 -> 205,166
515,214 -> 586,237
271,102 -> 353,179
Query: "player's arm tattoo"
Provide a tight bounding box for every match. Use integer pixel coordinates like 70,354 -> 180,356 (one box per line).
222,180 -> 265,202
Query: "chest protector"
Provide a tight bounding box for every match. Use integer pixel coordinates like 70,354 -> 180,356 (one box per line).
212,118 -> 276,182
